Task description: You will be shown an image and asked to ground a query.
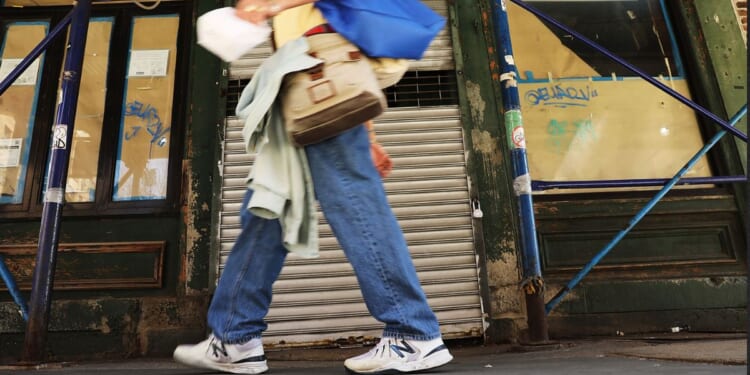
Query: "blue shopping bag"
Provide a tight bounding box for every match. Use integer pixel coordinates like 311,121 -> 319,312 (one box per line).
315,0 -> 446,59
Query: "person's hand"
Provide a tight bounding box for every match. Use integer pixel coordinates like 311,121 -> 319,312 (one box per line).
235,0 -> 283,24
370,143 -> 393,178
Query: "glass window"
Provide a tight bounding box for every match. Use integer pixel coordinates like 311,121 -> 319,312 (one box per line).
509,1 -> 712,191
0,21 -> 47,204
114,14 -> 178,201
65,18 -> 112,202
0,3 -> 187,215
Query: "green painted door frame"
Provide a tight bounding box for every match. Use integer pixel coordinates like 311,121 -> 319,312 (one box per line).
182,0 -> 226,295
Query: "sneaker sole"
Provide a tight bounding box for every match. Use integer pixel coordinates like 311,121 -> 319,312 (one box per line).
345,350 -> 454,374
173,351 -> 269,374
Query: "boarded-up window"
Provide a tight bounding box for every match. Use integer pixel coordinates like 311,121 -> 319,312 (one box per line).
113,15 -> 178,201
508,0 -> 712,191
0,3 -> 187,215
0,22 -> 46,203
64,18 -> 113,202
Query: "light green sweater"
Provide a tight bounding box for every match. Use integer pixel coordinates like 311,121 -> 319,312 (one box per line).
235,37 -> 322,258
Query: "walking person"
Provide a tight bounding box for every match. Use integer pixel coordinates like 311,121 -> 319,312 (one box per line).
173,0 -> 452,374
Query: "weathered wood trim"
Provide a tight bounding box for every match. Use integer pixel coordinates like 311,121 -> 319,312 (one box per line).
536,193 -> 746,280
0,241 -> 165,290
182,0 -> 227,295
452,0 -> 520,263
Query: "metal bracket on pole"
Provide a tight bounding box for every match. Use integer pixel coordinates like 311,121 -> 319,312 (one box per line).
20,0 -> 93,364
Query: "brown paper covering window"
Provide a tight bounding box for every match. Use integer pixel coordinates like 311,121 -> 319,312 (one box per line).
507,3 -> 710,192
0,23 -> 46,201
114,15 -> 178,201
65,20 -> 112,202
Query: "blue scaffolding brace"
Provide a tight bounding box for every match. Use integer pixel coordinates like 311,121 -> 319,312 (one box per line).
0,0 -> 92,363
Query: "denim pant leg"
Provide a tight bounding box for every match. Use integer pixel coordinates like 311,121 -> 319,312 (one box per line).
305,125 -> 442,340
207,189 -> 288,344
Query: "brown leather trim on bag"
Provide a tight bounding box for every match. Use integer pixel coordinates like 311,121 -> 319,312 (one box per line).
307,80 -> 336,104
290,91 -> 384,146
306,62 -> 324,73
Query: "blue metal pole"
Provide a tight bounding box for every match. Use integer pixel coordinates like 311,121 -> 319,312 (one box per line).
21,0 -> 92,364
510,0 -> 748,143
0,254 -> 28,321
658,0 -> 685,76
532,175 -> 747,191
0,1 -> 74,328
0,10 -> 73,96
546,105 -> 747,314
492,0 -> 548,342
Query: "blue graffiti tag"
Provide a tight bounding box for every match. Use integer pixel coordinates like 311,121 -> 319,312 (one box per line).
123,101 -> 171,156
524,84 -> 599,108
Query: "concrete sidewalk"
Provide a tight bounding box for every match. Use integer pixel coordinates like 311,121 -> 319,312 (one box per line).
1,334 -> 745,374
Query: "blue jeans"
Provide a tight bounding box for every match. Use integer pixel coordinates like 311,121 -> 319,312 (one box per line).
208,124 -> 441,344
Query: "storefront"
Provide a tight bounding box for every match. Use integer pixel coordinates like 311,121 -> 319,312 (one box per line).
0,0 -> 745,361
217,0 -> 486,347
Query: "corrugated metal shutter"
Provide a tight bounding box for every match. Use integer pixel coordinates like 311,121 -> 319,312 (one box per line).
218,1 -> 484,347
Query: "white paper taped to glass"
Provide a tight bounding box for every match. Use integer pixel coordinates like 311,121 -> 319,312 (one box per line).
197,7 -> 271,62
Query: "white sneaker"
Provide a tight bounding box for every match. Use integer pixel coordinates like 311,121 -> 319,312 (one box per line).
173,334 -> 268,374
344,337 -> 453,374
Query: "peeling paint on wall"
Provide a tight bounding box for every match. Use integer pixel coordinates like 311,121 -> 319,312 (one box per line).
470,128 -> 504,166
491,285 -> 524,315
99,316 -> 111,334
487,252 -> 521,286
486,252 -> 524,317
136,297 -> 208,355
465,80 -> 486,123
181,156 -> 210,296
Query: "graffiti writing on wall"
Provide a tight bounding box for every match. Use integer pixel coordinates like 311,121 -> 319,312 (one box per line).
524,84 -> 599,108
123,101 -> 171,156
